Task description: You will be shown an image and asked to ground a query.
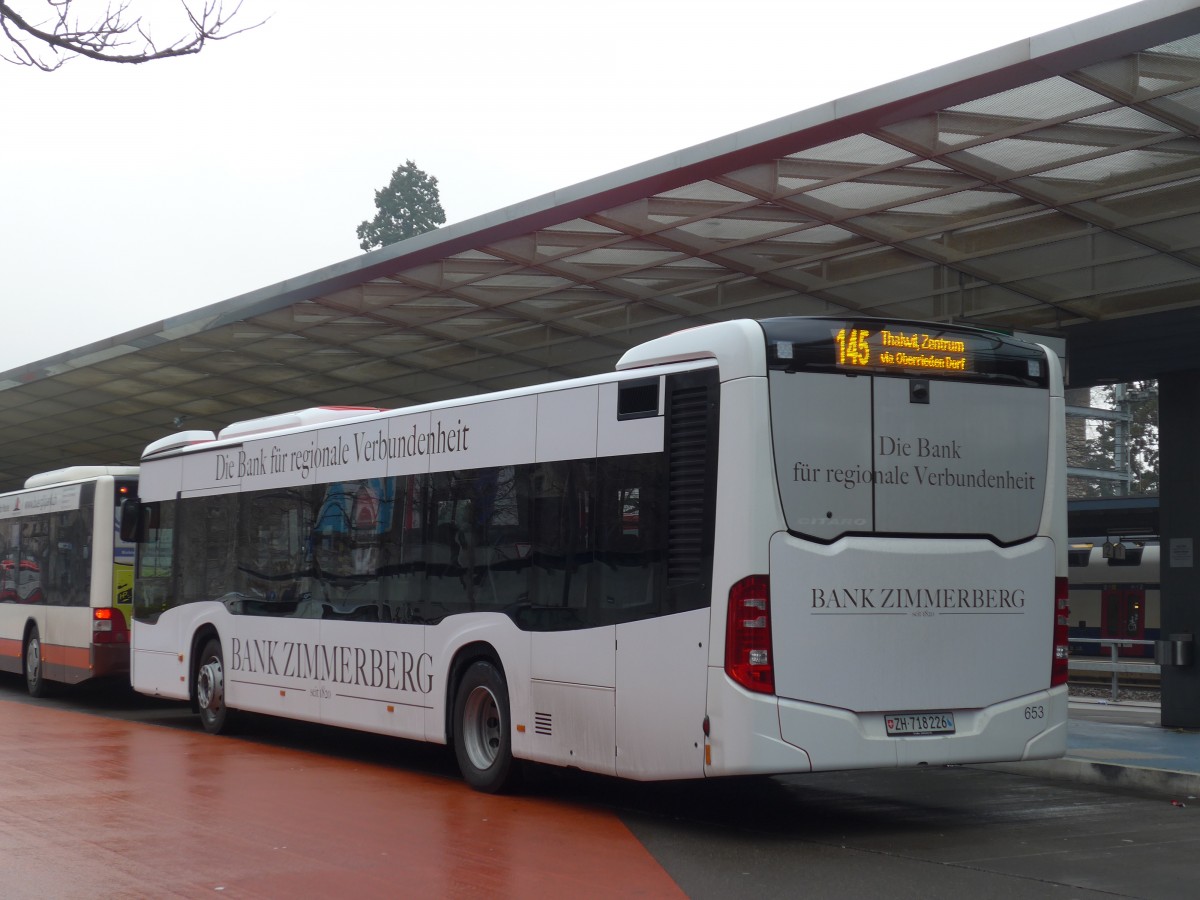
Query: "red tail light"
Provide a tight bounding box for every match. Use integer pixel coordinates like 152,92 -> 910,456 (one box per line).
725,575 -> 774,694
93,607 -> 130,644
1051,576 -> 1070,687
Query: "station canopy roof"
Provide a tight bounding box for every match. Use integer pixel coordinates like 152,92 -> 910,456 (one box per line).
5,0 -> 1200,491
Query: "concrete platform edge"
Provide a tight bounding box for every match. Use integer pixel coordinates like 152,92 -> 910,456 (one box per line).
973,758 -> 1200,799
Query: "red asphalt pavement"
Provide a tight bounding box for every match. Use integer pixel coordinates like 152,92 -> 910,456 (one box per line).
0,699 -> 684,898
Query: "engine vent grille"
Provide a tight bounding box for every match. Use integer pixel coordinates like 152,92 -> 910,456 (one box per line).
668,383 -> 711,583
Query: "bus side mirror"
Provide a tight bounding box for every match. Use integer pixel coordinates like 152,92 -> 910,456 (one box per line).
119,498 -> 155,543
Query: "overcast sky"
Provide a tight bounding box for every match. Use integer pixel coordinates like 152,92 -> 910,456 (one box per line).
2,0 -> 1140,371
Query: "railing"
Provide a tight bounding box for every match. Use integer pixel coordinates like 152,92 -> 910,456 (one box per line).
1068,638 -> 1159,701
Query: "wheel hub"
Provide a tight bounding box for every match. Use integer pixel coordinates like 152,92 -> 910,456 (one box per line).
463,686 -> 501,770
26,638 -> 40,682
197,659 -> 224,711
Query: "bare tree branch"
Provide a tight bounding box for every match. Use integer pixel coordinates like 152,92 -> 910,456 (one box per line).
0,1 -> 264,70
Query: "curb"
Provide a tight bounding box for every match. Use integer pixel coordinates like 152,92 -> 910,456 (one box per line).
976,758 -> 1200,799
1068,699 -> 1161,711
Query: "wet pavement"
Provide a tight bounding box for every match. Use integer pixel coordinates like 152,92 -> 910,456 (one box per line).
0,699 -> 681,898
2,683 -> 1199,898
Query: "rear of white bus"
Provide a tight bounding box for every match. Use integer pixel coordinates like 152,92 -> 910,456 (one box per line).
709,317 -> 1067,776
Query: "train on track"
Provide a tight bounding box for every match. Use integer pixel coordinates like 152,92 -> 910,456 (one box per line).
1067,539 -> 1160,659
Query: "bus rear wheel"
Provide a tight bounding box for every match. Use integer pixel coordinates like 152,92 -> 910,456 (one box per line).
196,638 -> 235,734
24,626 -> 48,698
453,660 -> 520,793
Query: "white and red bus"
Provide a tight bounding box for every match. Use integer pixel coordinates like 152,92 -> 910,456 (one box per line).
0,466 -> 138,695
123,317 -> 1067,791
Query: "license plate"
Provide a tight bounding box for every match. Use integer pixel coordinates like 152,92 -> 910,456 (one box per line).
885,712 -> 956,736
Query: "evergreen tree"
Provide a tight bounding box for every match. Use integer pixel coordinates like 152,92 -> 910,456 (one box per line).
356,160 -> 446,251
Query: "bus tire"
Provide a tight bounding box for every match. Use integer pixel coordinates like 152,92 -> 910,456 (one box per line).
453,660 -> 520,793
24,625 -> 48,698
196,637 -> 235,734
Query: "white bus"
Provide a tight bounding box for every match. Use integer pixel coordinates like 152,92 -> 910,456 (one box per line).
123,317 -> 1067,791
0,466 -> 139,695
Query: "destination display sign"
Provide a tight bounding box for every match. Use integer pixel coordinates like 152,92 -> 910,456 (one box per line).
833,326 -> 969,374
763,317 -> 1050,388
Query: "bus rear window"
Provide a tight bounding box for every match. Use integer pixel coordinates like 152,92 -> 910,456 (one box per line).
768,324 -> 1051,547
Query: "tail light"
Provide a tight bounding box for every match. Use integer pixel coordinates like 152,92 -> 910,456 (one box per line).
725,575 -> 774,694
93,607 -> 130,644
1051,576 -> 1070,687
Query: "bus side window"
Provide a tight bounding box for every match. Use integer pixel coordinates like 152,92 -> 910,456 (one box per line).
0,522 -> 16,603
596,454 -> 665,624
237,488 -> 316,616
528,460 -> 590,623
133,501 -> 174,624
19,520 -> 46,605
50,505 -> 92,607
175,495 -> 238,606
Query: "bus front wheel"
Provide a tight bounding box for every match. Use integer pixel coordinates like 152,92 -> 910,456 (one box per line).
453,660 -> 520,793
196,638 -> 234,734
24,626 -> 48,698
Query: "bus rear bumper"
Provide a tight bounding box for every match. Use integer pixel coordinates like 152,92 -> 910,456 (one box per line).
91,643 -> 131,680
704,674 -> 1067,777
775,685 -> 1068,771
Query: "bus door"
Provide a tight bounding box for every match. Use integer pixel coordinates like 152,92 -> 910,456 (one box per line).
1101,584 -> 1147,657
